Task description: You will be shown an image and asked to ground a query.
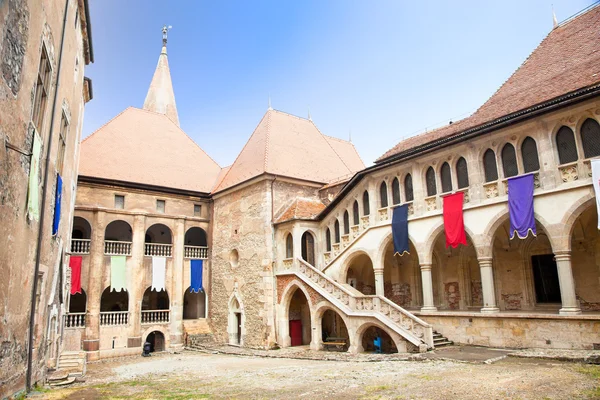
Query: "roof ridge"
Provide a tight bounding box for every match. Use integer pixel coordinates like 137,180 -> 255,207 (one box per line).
271,108 -> 311,122
312,121 -> 353,175
264,109 -> 272,171
81,106 -> 132,144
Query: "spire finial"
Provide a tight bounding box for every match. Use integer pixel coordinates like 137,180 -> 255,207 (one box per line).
268,95 -> 272,111
308,106 -> 312,121
162,25 -> 172,46
552,6 -> 558,29
349,129 -> 352,143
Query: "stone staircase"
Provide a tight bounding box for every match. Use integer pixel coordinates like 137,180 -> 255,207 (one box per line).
187,333 -> 216,350
47,351 -> 86,387
183,319 -> 211,335
284,258 -> 434,352
433,331 -> 453,348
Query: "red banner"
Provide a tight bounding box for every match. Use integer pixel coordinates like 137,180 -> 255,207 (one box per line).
69,256 -> 83,295
443,192 -> 467,248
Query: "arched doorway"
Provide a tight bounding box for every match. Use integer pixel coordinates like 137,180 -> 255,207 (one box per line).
145,224 -> 172,244
301,232 -> 315,265
320,309 -> 349,351
100,287 -> 129,311
141,287 -> 170,324
183,286 -> 206,319
185,227 -> 207,246
570,204 -> 600,311
360,326 -> 397,353
229,297 -> 243,345
288,288 -> 311,346
146,331 -> 165,352
104,220 -> 132,241
345,254 -> 375,295
71,217 -> 91,239
383,239 -> 421,309
69,289 -> 87,313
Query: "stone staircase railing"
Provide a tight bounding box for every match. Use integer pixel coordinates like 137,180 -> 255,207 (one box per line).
294,258 -> 433,349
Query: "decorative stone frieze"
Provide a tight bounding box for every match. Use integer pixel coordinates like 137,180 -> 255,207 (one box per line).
282,258 -> 293,269
350,225 -> 359,239
407,202 -> 414,215
425,196 -> 437,211
361,215 -> 370,229
332,243 -> 340,257
483,182 -> 499,198
378,207 -> 389,222
559,163 -> 579,182
341,234 -> 350,247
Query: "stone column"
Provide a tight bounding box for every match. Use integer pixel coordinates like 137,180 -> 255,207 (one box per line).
555,251 -> 581,315
374,269 -> 385,297
478,257 -> 499,313
292,224 -> 302,262
127,214 -> 146,348
170,218 -> 185,348
420,263 -> 437,312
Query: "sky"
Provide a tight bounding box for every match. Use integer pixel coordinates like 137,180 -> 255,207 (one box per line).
83,0 -> 595,167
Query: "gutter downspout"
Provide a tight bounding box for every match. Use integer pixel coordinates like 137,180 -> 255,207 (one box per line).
270,177 -> 278,347
26,0 -> 70,391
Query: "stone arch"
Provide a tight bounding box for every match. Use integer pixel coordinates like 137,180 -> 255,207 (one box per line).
72,216 -> 92,239
313,302 -> 352,351
353,321 -> 404,353
339,249 -> 374,284
374,231 -> 419,269
278,280 -> 314,347
228,292 -> 245,345
301,229 -> 317,265
551,122 -> 581,165
560,192 -> 596,251
183,286 -> 206,319
145,223 -> 172,244
104,220 -> 132,242
422,220 -> 479,263
378,233 -> 422,308
142,326 -> 169,352
184,226 -> 207,247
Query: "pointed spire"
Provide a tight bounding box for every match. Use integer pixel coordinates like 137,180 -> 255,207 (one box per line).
308,106 -> 312,121
552,6 -> 559,28
268,95 -> 272,111
143,25 -> 180,126
349,129 -> 352,143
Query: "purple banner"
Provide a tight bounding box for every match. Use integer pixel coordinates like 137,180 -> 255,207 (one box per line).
508,174 -> 536,239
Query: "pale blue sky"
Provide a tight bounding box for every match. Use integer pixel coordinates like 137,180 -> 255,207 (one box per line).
84,0 -> 594,167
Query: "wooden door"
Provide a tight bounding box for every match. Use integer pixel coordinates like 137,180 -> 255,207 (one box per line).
290,320 -> 303,346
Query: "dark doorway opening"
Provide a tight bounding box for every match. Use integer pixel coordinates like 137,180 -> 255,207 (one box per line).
235,312 -> 242,344
146,331 -> 165,352
532,254 -> 562,303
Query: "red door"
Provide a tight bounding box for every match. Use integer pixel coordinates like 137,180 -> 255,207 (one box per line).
289,320 -> 302,346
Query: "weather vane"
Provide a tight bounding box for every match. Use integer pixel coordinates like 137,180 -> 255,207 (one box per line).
162,25 -> 173,46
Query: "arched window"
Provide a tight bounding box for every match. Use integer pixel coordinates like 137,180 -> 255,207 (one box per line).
425,167 -> 437,196
440,162 -> 452,193
521,136 -> 540,173
325,228 -> 331,252
334,220 -> 340,243
501,143 -> 518,178
556,126 -> 578,164
343,211 -> 350,235
285,234 -> 293,258
352,201 -> 359,225
404,174 -> 414,202
379,182 -> 388,208
391,178 -> 400,204
483,149 -> 498,182
581,118 -> 600,159
456,157 -> 469,189
301,232 -> 315,265
362,191 -> 370,216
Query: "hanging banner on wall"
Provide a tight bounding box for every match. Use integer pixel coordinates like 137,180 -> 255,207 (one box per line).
69,255 -> 83,295
190,259 -> 203,293
443,191 -> 467,248
52,174 -> 63,235
27,132 -> 42,221
392,204 -> 409,255
110,255 -> 127,292
592,159 -> 600,230
152,256 -> 166,291
508,174 -> 537,239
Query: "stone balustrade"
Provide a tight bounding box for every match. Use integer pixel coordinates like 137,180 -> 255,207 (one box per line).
70,239 -> 91,254
141,310 -> 170,324
184,245 -> 208,259
144,243 -> 173,257
64,312 -> 86,328
99,311 -> 129,326
104,240 -> 132,256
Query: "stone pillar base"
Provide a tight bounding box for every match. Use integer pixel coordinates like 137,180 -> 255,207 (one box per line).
420,306 -> 437,312
559,307 -> 582,315
480,307 -> 500,314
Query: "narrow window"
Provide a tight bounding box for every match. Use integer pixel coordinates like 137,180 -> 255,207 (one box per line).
194,204 -> 202,217
440,162 -> 452,193
379,181 -> 388,208
156,199 -> 165,213
301,232 -> 315,265
32,45 -> 52,134
581,118 -> 600,159
114,195 -> 124,209
501,143 -> 518,178
352,201 -> 359,225
343,211 -> 350,235
426,167 -> 437,196
285,234 -> 293,258
404,174 -> 414,202
521,137 -> 540,173
56,112 -> 69,175
391,177 -> 400,205
556,126 -> 578,164
334,220 -> 340,243
456,157 -> 469,189
483,149 -> 498,182
325,228 -> 331,252
362,191 -> 370,216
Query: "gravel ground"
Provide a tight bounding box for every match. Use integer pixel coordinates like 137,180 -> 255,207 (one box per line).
38,350 -> 600,399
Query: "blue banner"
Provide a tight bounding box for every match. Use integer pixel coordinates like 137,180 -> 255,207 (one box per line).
190,259 -> 203,293
52,174 -> 62,235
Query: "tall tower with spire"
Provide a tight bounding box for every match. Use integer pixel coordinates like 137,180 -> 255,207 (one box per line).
143,25 -> 180,126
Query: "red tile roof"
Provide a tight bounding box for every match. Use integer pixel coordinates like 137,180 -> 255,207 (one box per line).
274,197 -> 326,224
377,4 -> 600,163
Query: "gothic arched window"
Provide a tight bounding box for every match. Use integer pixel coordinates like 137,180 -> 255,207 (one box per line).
404,174 -> 414,202
556,126 -> 578,164
501,143 -> 518,178
426,167 -> 437,196
483,149 -> 498,182
285,233 -> 293,258
456,157 -> 469,189
325,228 -> 331,252
334,220 -> 340,243
521,136 -> 540,173
353,200 -> 359,225
440,162 -> 452,193
362,191 -> 370,216
343,211 -> 350,235
392,177 -> 400,205
581,118 -> 600,159
379,181 -> 388,208
301,232 -> 315,265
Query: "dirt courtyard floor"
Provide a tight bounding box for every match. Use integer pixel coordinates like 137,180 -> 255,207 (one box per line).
39,349 -> 600,400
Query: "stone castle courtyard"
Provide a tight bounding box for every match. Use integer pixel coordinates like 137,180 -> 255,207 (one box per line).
38,348 -> 600,399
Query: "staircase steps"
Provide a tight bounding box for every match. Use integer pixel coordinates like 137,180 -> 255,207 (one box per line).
56,351 -> 86,376
433,331 -> 453,348
187,333 -> 216,350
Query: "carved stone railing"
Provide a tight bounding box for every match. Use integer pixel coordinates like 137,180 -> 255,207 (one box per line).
282,258 -> 293,270
559,162 -> 579,183
70,239 -> 91,254
145,243 -> 172,257
424,196 -> 437,211
141,310 -> 170,324
332,243 -> 340,257
100,311 -> 129,326
360,215 -> 370,230
64,313 -> 86,328
104,240 -> 132,256
483,181 -> 499,198
378,207 -> 390,222
295,258 -> 433,348
341,234 -> 350,248
184,245 -> 208,259
324,252 -> 331,264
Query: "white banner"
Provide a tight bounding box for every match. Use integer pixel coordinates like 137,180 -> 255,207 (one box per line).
591,159 -> 600,229
151,256 -> 166,292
